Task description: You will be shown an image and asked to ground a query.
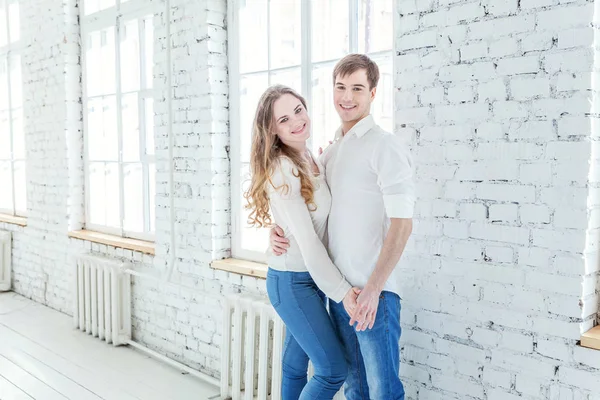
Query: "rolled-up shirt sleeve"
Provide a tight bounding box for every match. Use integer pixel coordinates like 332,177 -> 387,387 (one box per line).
373,134 -> 415,218
269,158 -> 352,303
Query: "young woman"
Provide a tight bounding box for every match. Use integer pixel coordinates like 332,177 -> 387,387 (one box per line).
244,85 -> 358,400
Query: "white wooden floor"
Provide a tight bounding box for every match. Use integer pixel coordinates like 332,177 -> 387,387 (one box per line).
0,292 -> 221,400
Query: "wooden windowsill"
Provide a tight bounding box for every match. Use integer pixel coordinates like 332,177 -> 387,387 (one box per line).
68,230 -> 155,255
581,326 -> 600,351
0,213 -> 27,227
211,258 -> 268,279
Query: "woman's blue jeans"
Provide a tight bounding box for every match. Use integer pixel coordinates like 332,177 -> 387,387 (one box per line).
266,268 -> 347,400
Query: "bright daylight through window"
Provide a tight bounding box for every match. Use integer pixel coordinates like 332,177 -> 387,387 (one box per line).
0,0 -> 26,217
82,0 -> 156,240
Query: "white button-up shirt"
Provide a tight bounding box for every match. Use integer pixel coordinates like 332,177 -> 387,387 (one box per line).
319,115 -> 415,296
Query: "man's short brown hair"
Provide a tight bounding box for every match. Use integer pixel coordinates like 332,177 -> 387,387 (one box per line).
332,54 -> 380,90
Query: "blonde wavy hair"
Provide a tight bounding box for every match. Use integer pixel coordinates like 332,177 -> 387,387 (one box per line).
244,85 -> 317,228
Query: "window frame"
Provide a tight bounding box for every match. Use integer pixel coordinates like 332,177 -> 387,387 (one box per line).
0,0 -> 25,217
81,0 -> 156,241
228,0 -> 396,262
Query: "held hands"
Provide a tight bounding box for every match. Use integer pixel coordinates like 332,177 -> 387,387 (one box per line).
349,284 -> 381,332
270,225 -> 289,256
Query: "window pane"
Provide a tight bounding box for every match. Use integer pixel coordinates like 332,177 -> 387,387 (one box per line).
311,63 -> 339,154
0,110 -> 9,159
239,73 -> 268,163
311,0 -> 349,63
86,32 -> 101,97
239,0 -> 268,73
369,55 -> 392,133
123,163 -> 143,232
0,58 -> 8,110
269,0 -> 301,69
149,162 -> 155,233
270,67 -> 301,94
8,1 -> 19,43
11,107 -> 24,159
13,160 -> 25,215
239,163 -> 268,253
9,54 -> 21,108
122,93 -> 140,162
121,19 -> 140,93
86,28 -> 116,97
358,0 -> 393,53
0,161 -> 12,211
89,162 -> 120,228
87,96 -> 118,161
0,4 -> 7,47
84,0 -> 115,15
145,97 -> 154,155
89,162 -> 104,225
144,17 -> 153,89
83,0 -> 98,15
99,0 -> 115,11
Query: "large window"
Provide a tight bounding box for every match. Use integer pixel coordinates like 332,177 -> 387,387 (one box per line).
0,0 -> 25,217
81,0 -> 155,240
229,0 -> 394,261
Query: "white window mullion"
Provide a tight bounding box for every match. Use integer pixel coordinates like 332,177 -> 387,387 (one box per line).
266,0 -> 271,85
2,0 -> 9,48
4,0 -> 16,216
115,15 -> 125,236
82,30 -> 91,230
138,16 -> 150,234
6,53 -> 15,215
227,0 -> 242,255
301,0 -> 312,150
349,0 -> 358,53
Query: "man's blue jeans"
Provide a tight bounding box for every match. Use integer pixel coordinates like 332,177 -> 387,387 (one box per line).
266,269 -> 348,400
329,291 -> 405,400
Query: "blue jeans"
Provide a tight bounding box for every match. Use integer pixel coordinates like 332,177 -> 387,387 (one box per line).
266,269 -> 347,400
329,291 -> 405,400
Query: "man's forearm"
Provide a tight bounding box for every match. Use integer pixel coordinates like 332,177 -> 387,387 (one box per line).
366,218 -> 413,292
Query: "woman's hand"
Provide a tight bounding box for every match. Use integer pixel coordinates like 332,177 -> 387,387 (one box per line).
342,287 -> 361,318
270,225 -> 290,256
318,140 -> 333,156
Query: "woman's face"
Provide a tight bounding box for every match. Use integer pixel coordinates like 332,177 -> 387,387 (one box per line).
272,94 -> 311,147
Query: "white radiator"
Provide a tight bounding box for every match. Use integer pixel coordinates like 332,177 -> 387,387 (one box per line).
221,294 -> 284,400
73,253 -> 132,346
220,294 -> 345,400
0,231 -> 10,291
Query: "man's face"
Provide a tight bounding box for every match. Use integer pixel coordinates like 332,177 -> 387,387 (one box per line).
333,69 -> 376,127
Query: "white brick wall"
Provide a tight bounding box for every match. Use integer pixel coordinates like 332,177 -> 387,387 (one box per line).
397,0 -> 600,398
7,0 -> 83,313
6,0 -> 600,395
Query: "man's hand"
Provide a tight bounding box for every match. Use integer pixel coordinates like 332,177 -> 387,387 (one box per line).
350,284 -> 381,332
342,287 -> 361,318
270,225 -> 289,256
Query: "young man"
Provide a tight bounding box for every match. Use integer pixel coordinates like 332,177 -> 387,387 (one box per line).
270,54 -> 415,400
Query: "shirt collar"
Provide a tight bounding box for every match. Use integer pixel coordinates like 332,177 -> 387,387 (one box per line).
334,115 -> 376,140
